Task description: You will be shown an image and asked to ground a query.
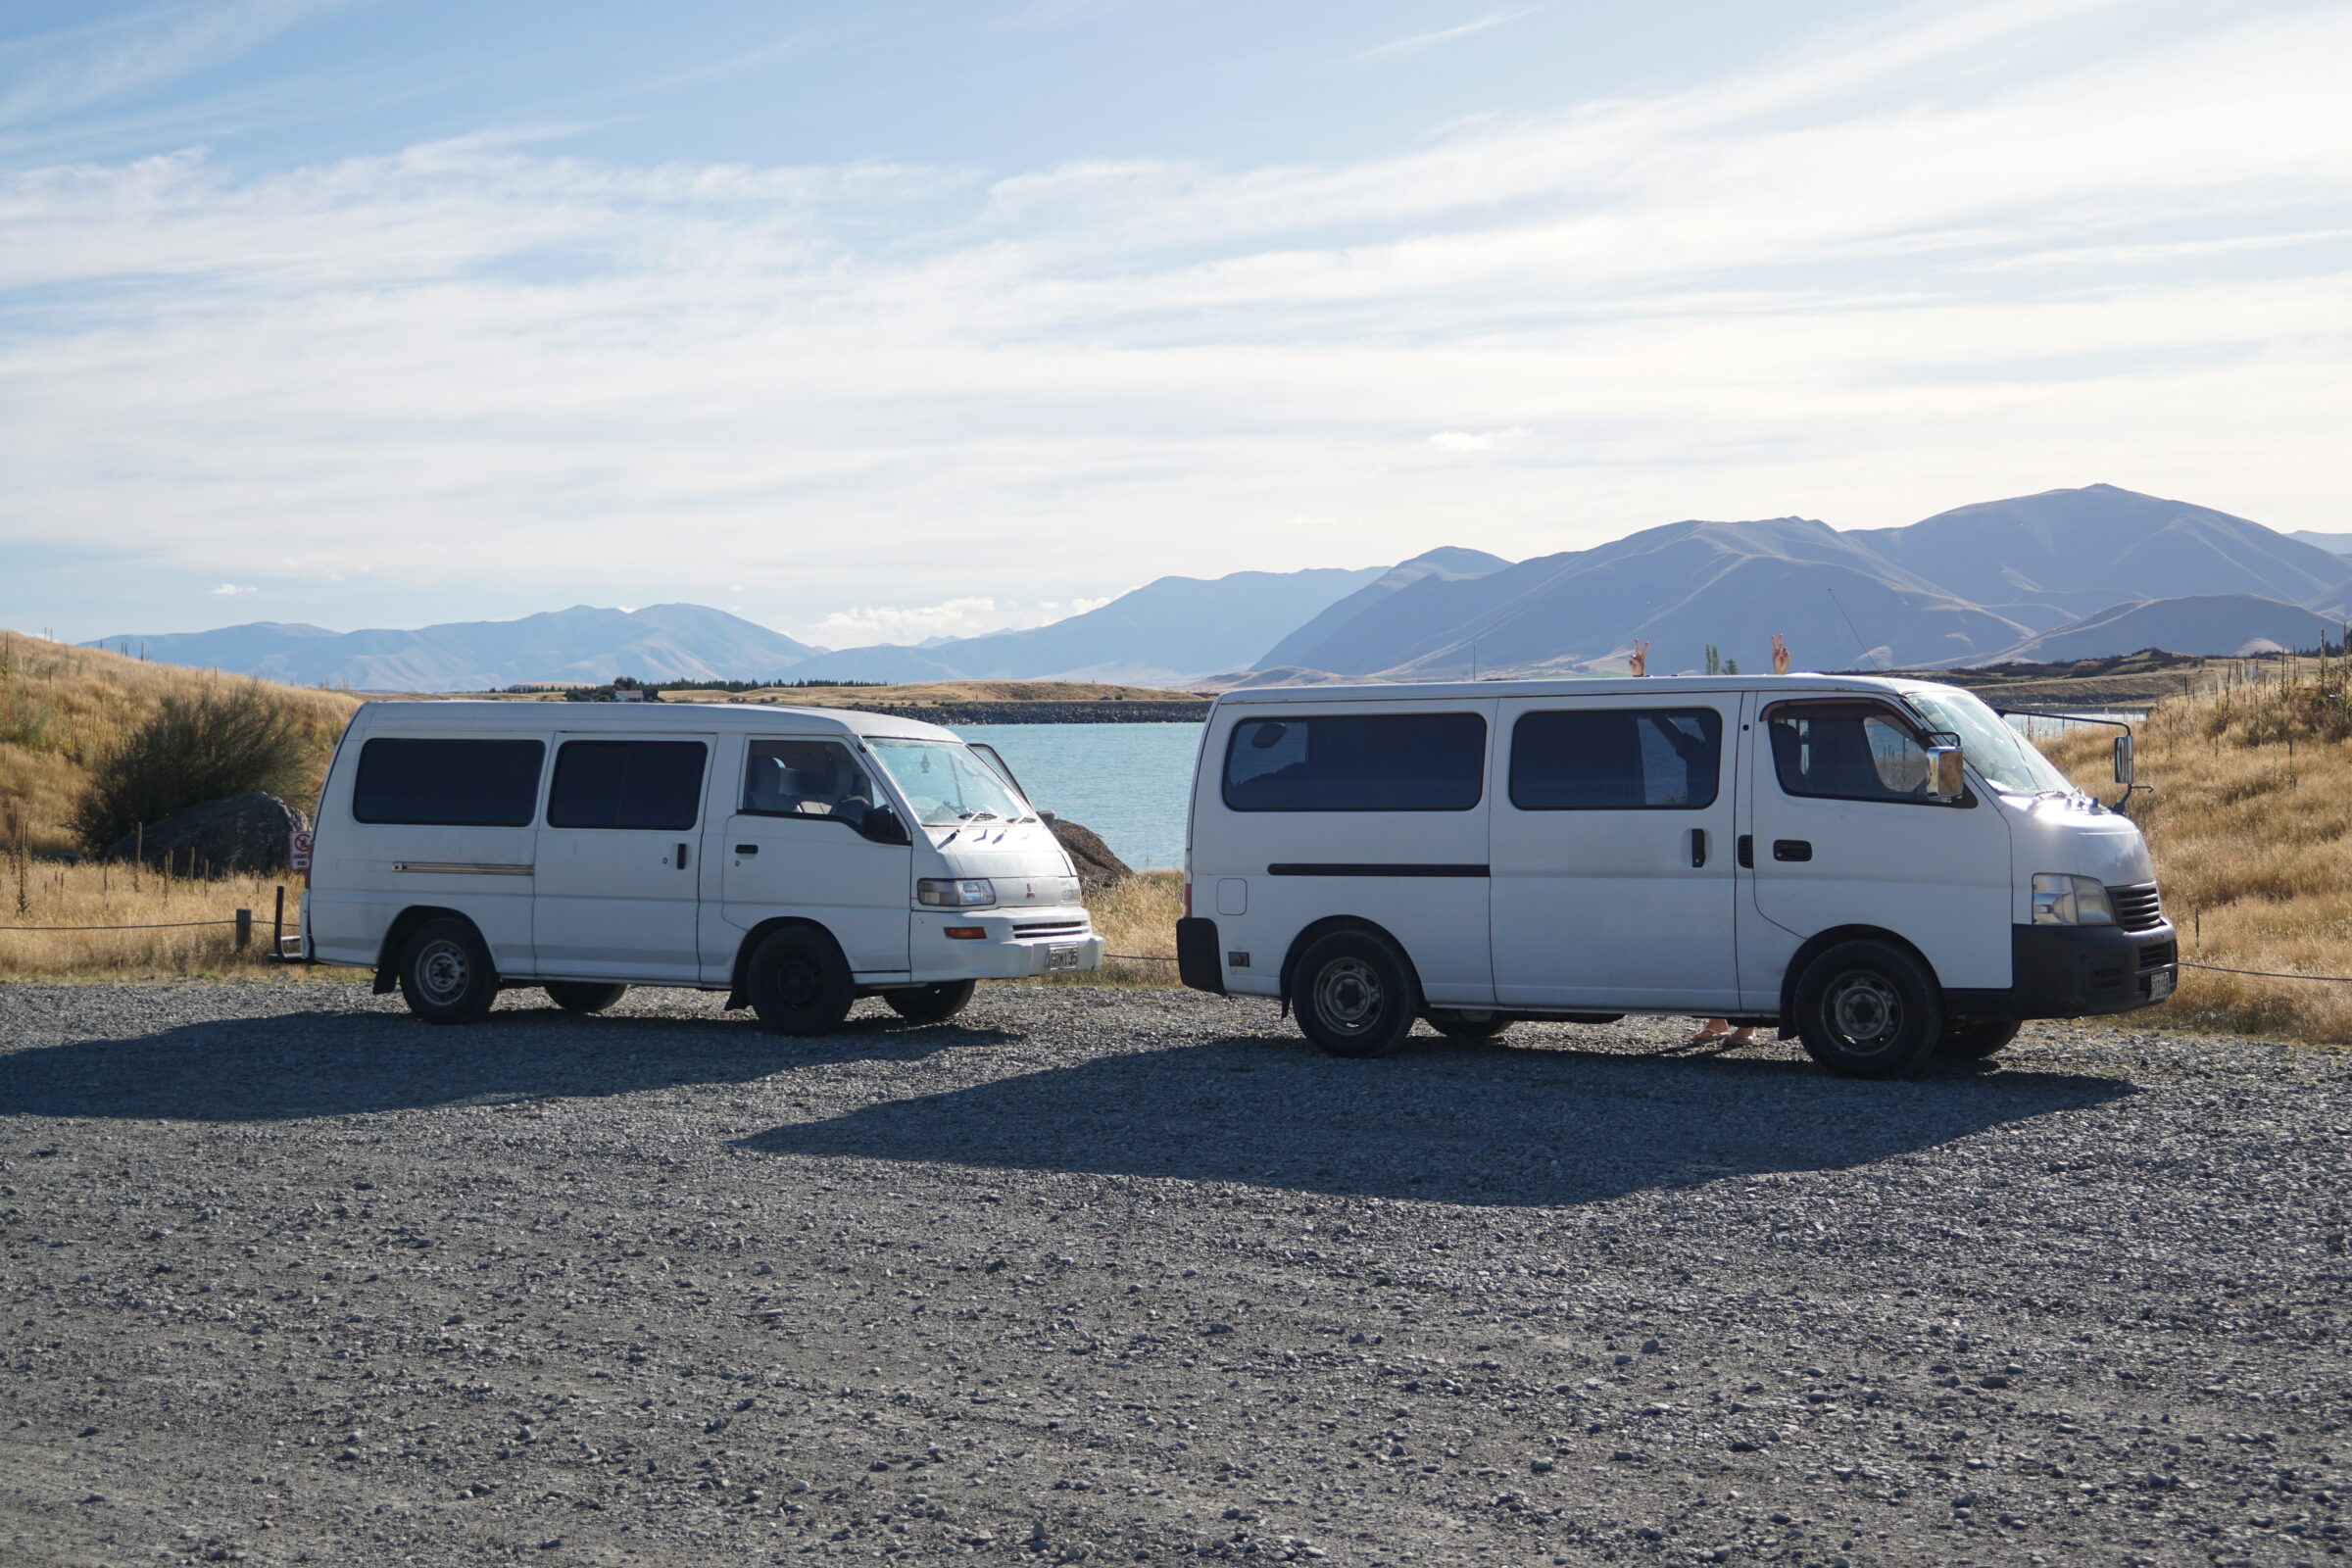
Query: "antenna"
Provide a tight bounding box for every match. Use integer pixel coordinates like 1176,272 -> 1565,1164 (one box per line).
1826,588 -> 1882,668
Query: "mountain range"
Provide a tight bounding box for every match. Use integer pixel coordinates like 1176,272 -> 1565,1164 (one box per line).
82,485 -> 2352,689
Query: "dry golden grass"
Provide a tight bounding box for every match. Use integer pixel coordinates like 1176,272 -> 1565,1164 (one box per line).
1036,869 -> 1184,989
0,632 -> 359,858
0,853 -> 347,982
2040,662 -> 2352,1043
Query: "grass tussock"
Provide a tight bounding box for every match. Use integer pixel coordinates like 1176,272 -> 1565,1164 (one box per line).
0,633 -> 358,859
2041,661 -> 2352,1043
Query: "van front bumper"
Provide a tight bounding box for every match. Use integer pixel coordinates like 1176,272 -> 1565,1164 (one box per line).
910,907 -> 1102,980
1946,923 -> 2179,1023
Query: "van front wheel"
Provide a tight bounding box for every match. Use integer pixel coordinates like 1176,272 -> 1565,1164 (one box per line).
398,917 -> 500,1025
1294,931 -> 1419,1058
1791,940 -> 1942,1078
884,981 -> 977,1024
747,927 -> 857,1036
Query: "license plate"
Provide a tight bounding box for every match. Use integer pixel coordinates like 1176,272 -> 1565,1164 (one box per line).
2147,969 -> 2176,1001
1045,945 -> 1080,972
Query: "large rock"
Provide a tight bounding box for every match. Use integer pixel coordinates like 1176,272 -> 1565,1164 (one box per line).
103,792 -> 311,877
1049,817 -> 1133,893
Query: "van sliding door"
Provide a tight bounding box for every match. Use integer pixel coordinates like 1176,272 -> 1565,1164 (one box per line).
1490,697 -> 1740,1011
533,734 -> 714,981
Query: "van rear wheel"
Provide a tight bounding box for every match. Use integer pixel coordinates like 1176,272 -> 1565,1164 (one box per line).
1937,1019 -> 2020,1061
747,927 -> 857,1036
1294,931 -> 1419,1058
884,981 -> 977,1024
545,982 -> 627,1016
397,917 -> 500,1025
1427,1009 -> 1510,1041
1790,939 -> 1942,1078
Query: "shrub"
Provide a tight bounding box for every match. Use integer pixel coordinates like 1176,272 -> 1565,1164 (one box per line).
70,686 -> 317,852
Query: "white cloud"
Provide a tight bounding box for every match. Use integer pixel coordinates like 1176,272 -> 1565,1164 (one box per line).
804,596 -> 1116,648
1349,10 -> 1536,64
1427,426 -> 1528,453
209,582 -> 254,595
4,2 -> 2351,641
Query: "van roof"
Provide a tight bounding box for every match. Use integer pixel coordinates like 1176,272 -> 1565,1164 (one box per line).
346,699 -> 960,742
1212,673 -> 1967,706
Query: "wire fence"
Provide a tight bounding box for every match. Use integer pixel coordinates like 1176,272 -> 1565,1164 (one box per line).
0,918 -> 242,932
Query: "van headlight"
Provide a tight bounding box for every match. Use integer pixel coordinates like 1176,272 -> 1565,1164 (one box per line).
2032,873 -> 2115,926
917,878 -> 996,908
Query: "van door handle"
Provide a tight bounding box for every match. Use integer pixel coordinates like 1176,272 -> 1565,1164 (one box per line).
1690,828 -> 1707,868
1773,839 -> 1813,862
1737,834 -> 1754,869
734,844 -> 759,856
675,843 -> 691,870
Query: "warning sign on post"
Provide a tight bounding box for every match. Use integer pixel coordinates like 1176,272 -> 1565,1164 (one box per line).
289,829 -> 314,871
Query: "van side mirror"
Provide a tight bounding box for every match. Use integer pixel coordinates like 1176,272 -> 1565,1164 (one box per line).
1925,744 -> 1966,800
860,805 -> 910,846
2113,732 -> 2134,787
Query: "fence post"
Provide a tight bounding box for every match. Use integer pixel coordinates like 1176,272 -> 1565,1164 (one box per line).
234,908 -> 252,953
272,885 -> 285,959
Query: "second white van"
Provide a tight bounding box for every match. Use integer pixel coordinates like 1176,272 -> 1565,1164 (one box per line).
303,701 -> 1102,1029
1176,674 -> 2176,1077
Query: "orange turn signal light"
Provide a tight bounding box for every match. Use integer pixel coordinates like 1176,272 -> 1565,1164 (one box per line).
944,926 -> 987,940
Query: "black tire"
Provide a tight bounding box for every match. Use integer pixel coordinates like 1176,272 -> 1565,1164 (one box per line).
545,982 -> 628,1016
1937,1019 -> 2021,1061
746,926 -> 858,1036
397,916 -> 500,1025
1790,939 -> 1943,1078
884,980 -> 977,1024
1293,930 -> 1420,1058
1426,1009 -> 1510,1041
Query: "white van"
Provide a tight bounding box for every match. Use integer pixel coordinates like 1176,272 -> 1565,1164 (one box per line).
1176,675 -> 2176,1076
303,701 -> 1101,1029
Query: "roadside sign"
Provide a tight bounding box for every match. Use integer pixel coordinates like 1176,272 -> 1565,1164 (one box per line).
289,829 -> 314,871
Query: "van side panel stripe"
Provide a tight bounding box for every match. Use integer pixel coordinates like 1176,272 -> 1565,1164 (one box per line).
1265,862 -> 1490,878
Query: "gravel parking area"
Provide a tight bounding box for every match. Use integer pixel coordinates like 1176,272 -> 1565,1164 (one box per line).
0,983 -> 2346,1567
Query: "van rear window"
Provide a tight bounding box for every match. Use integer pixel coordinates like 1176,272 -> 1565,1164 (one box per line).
352,738 -> 545,826
1222,713 -> 1486,812
1509,709 -> 1722,809
547,740 -> 709,830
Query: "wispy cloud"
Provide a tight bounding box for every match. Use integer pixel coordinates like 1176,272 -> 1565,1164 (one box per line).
209,582 -> 254,596
1348,9 -> 1536,64
0,0 -> 342,126
1,2 -> 2348,639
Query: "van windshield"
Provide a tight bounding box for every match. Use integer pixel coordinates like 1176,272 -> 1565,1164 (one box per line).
864,738 -> 1032,826
1903,688 -> 2077,799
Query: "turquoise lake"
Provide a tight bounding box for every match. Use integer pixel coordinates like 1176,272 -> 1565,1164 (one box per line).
953,723 -> 1201,872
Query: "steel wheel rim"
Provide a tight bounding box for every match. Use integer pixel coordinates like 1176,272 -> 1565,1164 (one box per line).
771,957 -> 821,1009
1825,970 -> 1902,1052
1314,957 -> 1384,1036
416,939 -> 469,1004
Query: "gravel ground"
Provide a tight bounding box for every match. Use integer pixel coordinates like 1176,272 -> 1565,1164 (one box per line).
0,983 -> 2347,1568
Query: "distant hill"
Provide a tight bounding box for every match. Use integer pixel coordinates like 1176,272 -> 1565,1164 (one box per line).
1967,595 -> 2344,665
88,604 -> 827,691
1254,548 -> 1511,671
1273,517 -> 2033,677
804,564 -> 1390,686
1846,485 -> 2352,626
2289,530 -> 2352,558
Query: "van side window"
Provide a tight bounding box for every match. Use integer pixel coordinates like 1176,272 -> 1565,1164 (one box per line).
1509,709 -> 1721,809
741,740 -> 875,827
352,738 -> 544,826
1764,701 -> 1936,805
1222,713 -> 1486,811
547,740 -> 709,830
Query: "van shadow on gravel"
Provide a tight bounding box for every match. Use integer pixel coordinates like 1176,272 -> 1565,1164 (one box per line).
738,1036 -> 2133,1206
0,1002 -> 1008,1122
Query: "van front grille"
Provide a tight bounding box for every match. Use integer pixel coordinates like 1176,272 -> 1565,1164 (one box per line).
1012,922 -> 1089,941
2138,940 -> 2177,973
2108,884 -> 2165,933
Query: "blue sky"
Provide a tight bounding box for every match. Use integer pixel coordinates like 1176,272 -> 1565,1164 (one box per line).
3,0 -> 2348,646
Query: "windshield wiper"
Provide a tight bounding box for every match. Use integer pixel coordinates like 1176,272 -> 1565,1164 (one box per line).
960,810 -> 1001,823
